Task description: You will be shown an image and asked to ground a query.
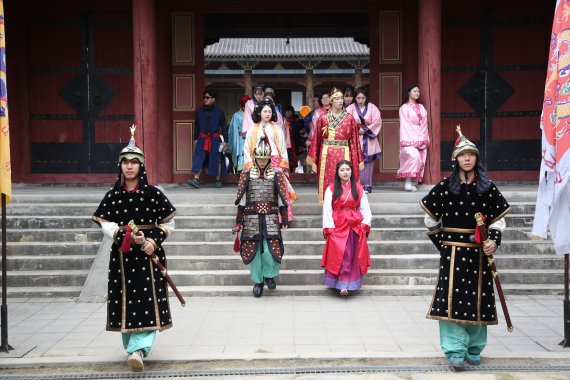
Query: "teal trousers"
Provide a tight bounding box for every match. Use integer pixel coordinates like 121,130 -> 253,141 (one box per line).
249,239 -> 280,284
439,321 -> 487,359
122,331 -> 157,357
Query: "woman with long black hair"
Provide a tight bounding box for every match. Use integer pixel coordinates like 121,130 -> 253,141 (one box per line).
321,160 -> 372,295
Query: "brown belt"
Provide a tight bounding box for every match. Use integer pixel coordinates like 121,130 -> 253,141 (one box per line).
442,241 -> 481,248
119,224 -> 156,230
245,201 -> 278,214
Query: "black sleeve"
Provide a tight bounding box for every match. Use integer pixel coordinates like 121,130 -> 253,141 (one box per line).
420,181 -> 446,222
194,111 -> 200,141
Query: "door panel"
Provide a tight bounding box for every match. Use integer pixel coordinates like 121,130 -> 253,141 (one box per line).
441,8 -> 549,172
28,12 -> 133,174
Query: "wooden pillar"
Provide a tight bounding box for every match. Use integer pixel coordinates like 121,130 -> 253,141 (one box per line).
133,0 -> 158,184
244,68 -> 253,97
354,67 -> 363,88
306,68 -> 314,107
349,60 -> 368,90
418,0 -> 441,184
238,61 -> 258,97
300,61 -> 318,108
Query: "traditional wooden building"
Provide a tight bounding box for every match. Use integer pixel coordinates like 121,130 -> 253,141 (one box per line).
5,0 -> 554,184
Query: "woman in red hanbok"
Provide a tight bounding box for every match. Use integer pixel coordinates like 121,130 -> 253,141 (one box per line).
308,88 -> 364,204
321,160 -> 372,295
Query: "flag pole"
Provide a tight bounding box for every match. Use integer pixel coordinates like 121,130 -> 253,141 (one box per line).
560,254 -> 570,348
0,193 -> 12,352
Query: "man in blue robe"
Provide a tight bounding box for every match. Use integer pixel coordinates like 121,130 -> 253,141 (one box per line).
188,89 -> 228,188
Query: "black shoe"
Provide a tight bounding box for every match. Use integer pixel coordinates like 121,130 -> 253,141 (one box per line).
187,178 -> 200,188
253,283 -> 264,297
265,277 -> 276,290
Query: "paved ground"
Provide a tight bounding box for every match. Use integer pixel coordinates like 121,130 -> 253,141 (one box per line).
0,294 -> 569,370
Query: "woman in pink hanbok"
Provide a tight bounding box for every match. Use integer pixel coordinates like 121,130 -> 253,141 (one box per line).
396,84 -> 430,191
346,87 -> 382,193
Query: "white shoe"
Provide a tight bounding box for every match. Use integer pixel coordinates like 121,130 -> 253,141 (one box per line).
410,185 -> 418,192
127,350 -> 144,372
404,181 -> 412,191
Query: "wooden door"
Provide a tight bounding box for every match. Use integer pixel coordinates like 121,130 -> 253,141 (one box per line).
441,6 -> 551,172
28,12 -> 133,173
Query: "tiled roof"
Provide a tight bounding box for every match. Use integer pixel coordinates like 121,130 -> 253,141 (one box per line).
205,38 -> 369,61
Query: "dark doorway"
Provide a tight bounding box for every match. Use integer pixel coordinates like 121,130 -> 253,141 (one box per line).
28,12 -> 134,174
441,8 -> 550,172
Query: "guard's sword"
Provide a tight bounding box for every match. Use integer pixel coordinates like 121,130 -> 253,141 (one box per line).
128,220 -> 186,307
474,213 -> 512,332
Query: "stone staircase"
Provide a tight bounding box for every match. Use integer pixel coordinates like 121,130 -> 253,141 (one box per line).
0,185 -> 562,298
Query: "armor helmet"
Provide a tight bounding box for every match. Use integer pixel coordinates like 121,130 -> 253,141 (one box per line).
451,125 -> 479,161
119,124 -> 145,164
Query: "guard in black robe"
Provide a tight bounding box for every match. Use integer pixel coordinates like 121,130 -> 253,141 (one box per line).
92,125 -> 176,372
420,127 -> 511,370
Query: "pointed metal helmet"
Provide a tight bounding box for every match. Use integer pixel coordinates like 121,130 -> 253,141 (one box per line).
451,124 -> 479,161
119,124 -> 145,164
253,135 -> 272,159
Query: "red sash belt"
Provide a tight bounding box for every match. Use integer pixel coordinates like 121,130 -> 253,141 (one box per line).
199,132 -> 220,152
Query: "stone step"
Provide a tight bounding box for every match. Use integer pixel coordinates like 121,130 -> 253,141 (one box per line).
6,242 -> 100,256
3,254 -> 560,272
160,240 -> 556,256
163,254 -> 565,271
0,255 -> 95,271
3,229 -> 103,242
0,227 -> 542,243
3,283 -> 562,298
0,270 -> 89,287
8,187 -> 540,204
0,268 -> 562,288
4,213 -> 538,229
163,228 -> 541,242
3,239 -> 556,256
172,268 -> 565,286
3,286 -> 83,298
6,202 -> 537,217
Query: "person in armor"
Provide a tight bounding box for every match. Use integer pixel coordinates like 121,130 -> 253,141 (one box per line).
420,126 -> 511,371
92,125 -> 176,372
234,136 -> 289,297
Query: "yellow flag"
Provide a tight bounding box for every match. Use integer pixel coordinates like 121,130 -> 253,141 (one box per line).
0,0 -> 11,204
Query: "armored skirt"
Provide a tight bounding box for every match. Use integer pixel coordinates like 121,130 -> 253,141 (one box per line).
92,185 -> 176,333
420,179 -> 511,326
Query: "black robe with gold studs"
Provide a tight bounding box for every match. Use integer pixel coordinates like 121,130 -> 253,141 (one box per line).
92,164 -> 176,333
420,178 -> 511,326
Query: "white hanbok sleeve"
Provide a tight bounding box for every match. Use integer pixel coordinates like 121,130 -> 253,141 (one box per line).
159,219 -> 175,236
322,188 -> 335,228
359,192 -> 372,227
242,128 -> 254,170
489,218 -> 506,233
101,221 -> 119,240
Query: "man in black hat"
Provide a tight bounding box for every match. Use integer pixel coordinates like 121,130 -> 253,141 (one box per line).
188,89 -> 228,189
92,125 -> 176,372
420,126 -> 512,371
